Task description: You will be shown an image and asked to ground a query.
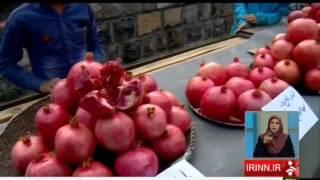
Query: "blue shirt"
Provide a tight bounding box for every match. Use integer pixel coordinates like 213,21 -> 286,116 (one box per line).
230,3 -> 289,35
0,3 -> 106,92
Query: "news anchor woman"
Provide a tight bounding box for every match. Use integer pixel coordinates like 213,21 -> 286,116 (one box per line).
253,115 -> 295,158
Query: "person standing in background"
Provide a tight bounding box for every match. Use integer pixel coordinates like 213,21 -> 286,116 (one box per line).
230,3 -> 289,35
0,3 -> 105,93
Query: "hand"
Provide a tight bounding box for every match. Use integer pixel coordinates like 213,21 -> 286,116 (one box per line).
236,22 -> 249,32
263,135 -> 273,144
244,14 -> 257,24
40,78 -> 60,93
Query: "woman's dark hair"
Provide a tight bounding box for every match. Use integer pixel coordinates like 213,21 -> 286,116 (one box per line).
266,115 -> 283,133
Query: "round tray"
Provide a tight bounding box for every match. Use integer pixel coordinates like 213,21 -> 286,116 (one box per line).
0,96 -> 195,176
188,103 -> 244,128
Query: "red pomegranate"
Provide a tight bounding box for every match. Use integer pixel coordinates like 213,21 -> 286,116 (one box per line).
151,124 -> 186,161
255,45 -> 272,56
259,76 -> 290,98
200,86 -> 236,120
55,119 -> 96,165
75,107 -> 97,131
249,66 -> 274,87
254,53 -> 275,69
35,103 -> 69,143
287,18 -> 318,44
302,6 -> 312,17
66,53 -> 103,99
288,10 -> 305,23
304,65 -> 320,91
73,159 -> 113,176
139,75 -> 158,93
274,59 -> 301,85
271,39 -> 294,61
226,57 -> 250,79
197,62 -> 226,85
185,76 -> 214,108
309,3 -> 320,22
272,33 -> 287,44
114,147 -> 159,176
238,89 -> 272,119
144,90 -> 173,117
79,89 -> 115,119
168,105 -> 192,133
162,90 -> 180,106
11,134 -> 48,174
293,39 -> 320,71
95,111 -> 135,152
225,77 -> 255,98
133,104 -> 167,140
25,153 -> 72,176
51,79 -> 78,113
117,78 -> 145,111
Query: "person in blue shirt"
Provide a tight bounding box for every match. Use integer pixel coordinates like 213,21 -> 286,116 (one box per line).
230,3 -> 289,35
0,3 -> 106,93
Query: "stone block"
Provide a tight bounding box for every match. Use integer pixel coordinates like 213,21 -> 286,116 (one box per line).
182,4 -> 198,24
143,3 -> 157,11
163,7 -> 182,28
113,17 -> 135,42
198,3 -> 212,21
185,25 -> 202,44
166,28 -> 184,49
157,3 -> 177,9
137,11 -> 162,36
123,40 -> 141,62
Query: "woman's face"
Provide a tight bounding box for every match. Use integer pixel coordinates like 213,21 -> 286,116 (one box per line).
269,119 -> 280,133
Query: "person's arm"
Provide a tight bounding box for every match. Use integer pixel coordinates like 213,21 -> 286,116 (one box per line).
254,3 -> 289,25
87,4 -> 106,63
234,3 -> 248,27
0,15 -> 45,92
253,136 -> 269,157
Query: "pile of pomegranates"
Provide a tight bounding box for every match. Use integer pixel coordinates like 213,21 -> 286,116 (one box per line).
10,53 -> 192,177
185,58 -> 287,125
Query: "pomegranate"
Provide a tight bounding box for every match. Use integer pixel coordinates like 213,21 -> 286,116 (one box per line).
75,107 -> 97,131
55,119 -> 96,165
238,89 -> 272,119
99,59 -> 126,106
259,76 -> 289,98
293,39 -> 320,71
200,86 -> 236,120
117,78 -> 144,111
95,111 -> 135,152
73,159 -> 113,176
79,89 -> 115,119
309,3 -> 320,22
253,53 -> 275,69
288,10 -> 304,23
287,18 -> 318,44
226,57 -> 250,79
225,77 -> 255,98
51,79 -> 78,113
255,45 -> 272,56
133,104 -> 167,140
114,147 -> 159,176
168,105 -> 192,133
162,90 -> 180,106
139,75 -> 158,93
25,153 -> 72,176
185,76 -> 214,108
197,62 -> 226,85
274,59 -> 301,85
151,124 -> 186,161
272,33 -> 287,44
249,67 -> 274,87
66,53 -> 103,99
11,133 -> 48,174
35,103 -> 69,143
271,39 -> 294,61
304,65 -> 320,91
302,6 -> 312,17
144,90 -> 173,117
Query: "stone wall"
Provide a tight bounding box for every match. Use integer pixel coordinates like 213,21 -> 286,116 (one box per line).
92,3 -> 234,66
